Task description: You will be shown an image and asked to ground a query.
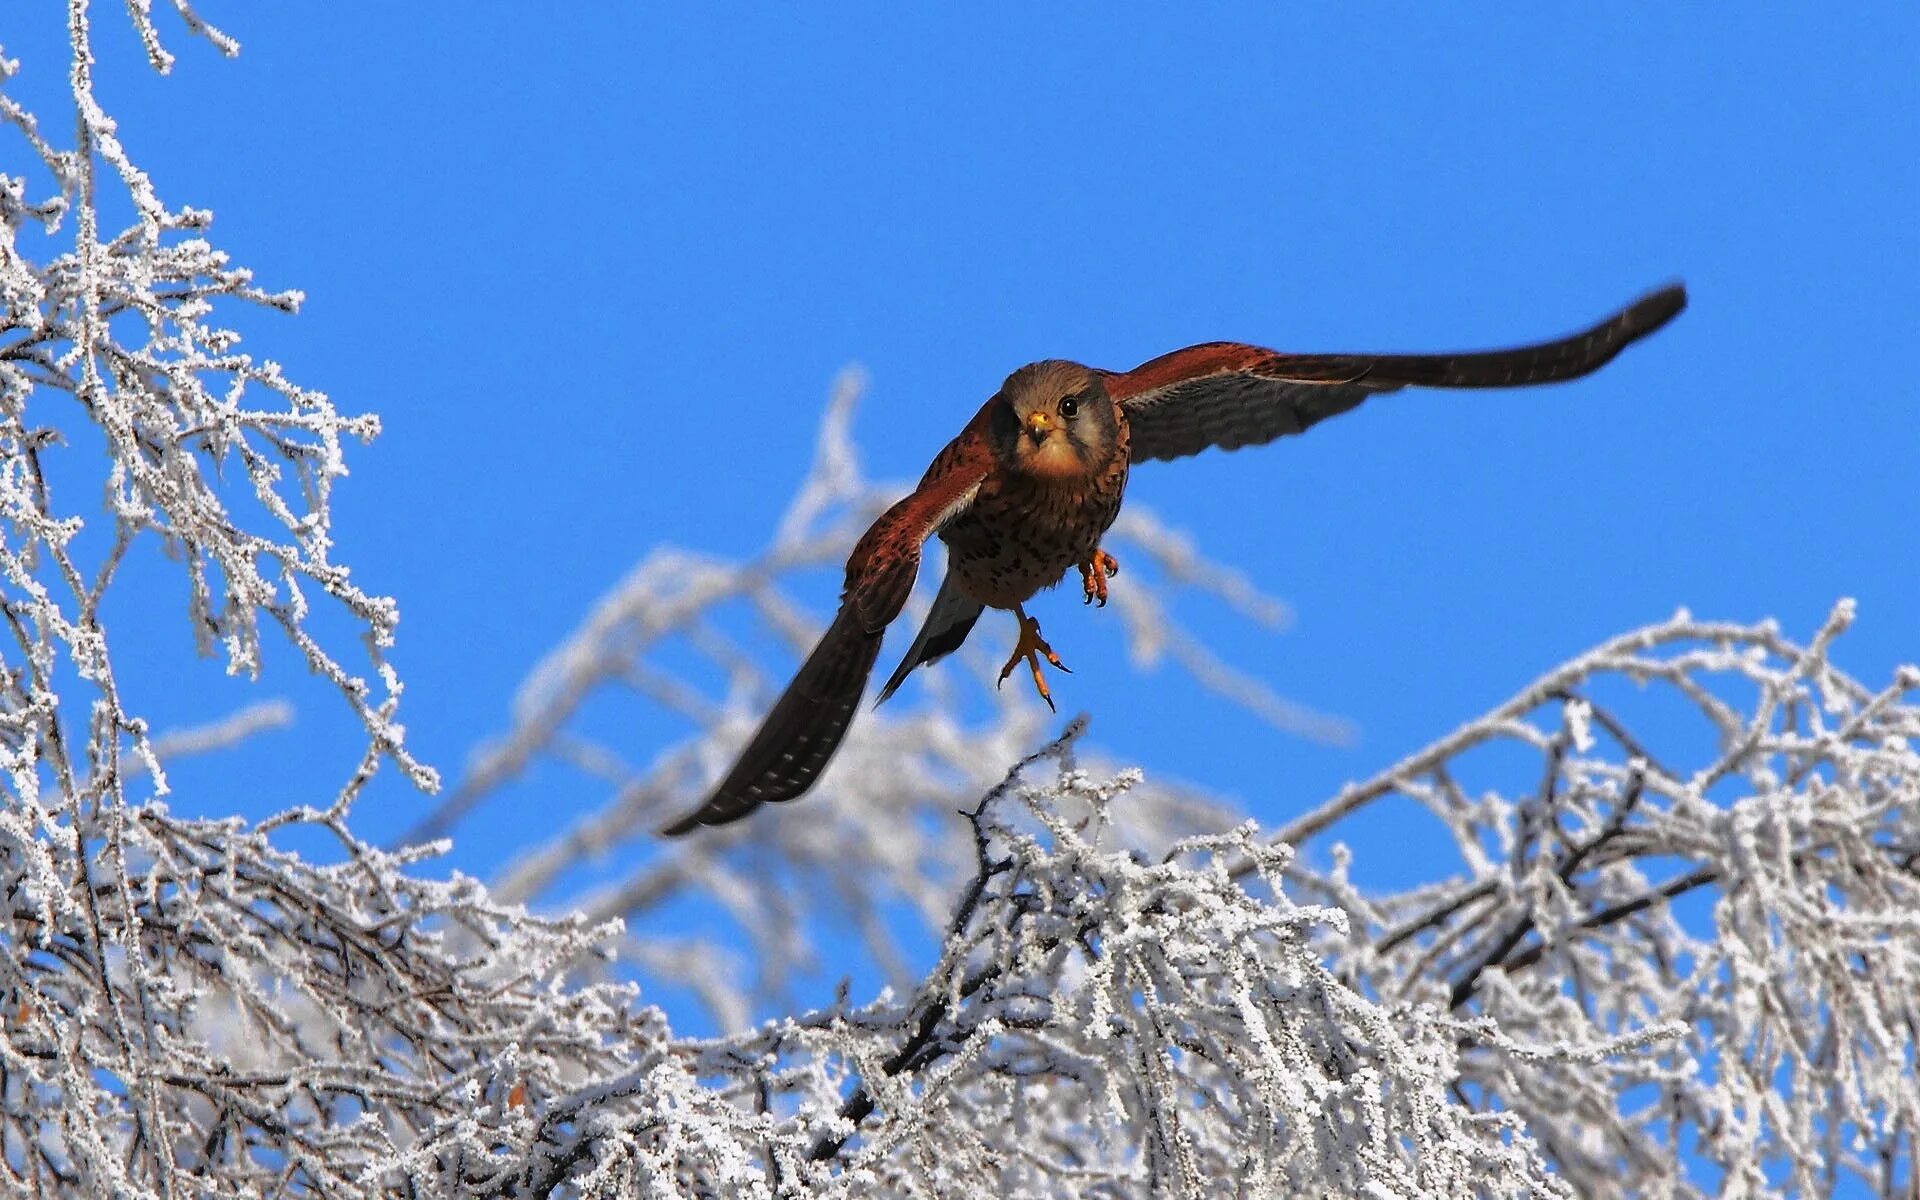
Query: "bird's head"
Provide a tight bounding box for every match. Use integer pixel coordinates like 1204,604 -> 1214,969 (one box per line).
988,360 -> 1117,481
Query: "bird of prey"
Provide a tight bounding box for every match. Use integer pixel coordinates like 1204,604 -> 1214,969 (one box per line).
661,283 -> 1687,835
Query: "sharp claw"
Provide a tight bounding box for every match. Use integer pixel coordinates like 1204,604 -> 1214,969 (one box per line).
1029,650 -> 1059,707
1000,612 -> 1070,705
1079,550 -> 1120,606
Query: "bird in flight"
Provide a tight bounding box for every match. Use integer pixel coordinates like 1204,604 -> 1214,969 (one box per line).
661,283 -> 1687,835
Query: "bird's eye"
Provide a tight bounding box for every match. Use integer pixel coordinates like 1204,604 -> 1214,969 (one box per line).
1059,396 -> 1079,419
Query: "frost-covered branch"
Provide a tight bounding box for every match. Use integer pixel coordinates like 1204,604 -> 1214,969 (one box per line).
466,726 -> 1648,1198
0,13 -> 431,793
6,9 -> 1919,1199
1270,600 -> 1920,1197
0,8 -> 464,1196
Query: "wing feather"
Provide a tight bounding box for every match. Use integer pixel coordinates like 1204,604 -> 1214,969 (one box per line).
660,423 -> 991,834
1108,284 -> 1686,464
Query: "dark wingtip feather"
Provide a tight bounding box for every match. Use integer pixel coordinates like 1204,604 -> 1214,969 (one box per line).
656,610 -> 883,838
659,791 -> 744,836
1623,282 -> 1688,339
657,811 -> 703,838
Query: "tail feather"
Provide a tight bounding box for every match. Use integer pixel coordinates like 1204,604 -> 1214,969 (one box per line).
875,570 -> 984,706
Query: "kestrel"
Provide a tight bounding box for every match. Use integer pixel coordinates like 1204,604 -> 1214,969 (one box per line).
661,283 -> 1686,835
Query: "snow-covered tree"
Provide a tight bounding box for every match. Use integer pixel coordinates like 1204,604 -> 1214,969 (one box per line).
2,10 -> 1915,1197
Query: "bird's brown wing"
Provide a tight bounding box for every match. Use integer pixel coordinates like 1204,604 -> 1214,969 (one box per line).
660,422 -> 994,835
1105,284 -> 1686,464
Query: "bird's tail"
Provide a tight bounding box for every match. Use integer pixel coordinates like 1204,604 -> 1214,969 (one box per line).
874,569 -> 984,707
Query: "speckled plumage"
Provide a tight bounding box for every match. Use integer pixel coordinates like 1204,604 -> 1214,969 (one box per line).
661,283 -> 1687,834
942,409 -> 1129,609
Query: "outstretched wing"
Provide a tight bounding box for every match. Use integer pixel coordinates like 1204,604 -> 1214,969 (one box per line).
660,424 -> 993,835
1106,284 -> 1686,464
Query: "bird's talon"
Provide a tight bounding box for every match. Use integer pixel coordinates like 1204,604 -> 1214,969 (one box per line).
1079,549 -> 1120,606
999,611 -> 1068,705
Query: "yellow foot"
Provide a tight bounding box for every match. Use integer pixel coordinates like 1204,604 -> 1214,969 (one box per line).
1080,548 -> 1120,607
996,610 -> 1071,710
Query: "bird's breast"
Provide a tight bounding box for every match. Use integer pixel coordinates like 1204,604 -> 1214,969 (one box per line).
940,452 -> 1129,610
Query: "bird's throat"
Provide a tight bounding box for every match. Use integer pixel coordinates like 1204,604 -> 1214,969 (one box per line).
1021,436 -> 1086,480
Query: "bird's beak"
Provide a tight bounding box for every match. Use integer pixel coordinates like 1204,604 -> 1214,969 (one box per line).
1024,411 -> 1053,443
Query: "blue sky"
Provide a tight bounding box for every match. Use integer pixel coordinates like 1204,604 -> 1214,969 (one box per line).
7,4 -> 1916,974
